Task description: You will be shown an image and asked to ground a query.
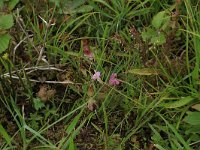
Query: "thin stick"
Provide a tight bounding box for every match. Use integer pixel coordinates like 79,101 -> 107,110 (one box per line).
36,16 -> 50,65
1,65 -> 65,77
13,34 -> 33,62
1,74 -> 75,84
15,9 -> 39,53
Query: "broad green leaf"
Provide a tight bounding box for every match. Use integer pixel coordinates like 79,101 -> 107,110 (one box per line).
63,0 -> 86,14
0,14 -> 14,29
161,16 -> 171,30
128,68 -> 160,75
152,11 -> 166,29
0,34 -> 11,54
63,0 -> 86,9
65,51 -> 80,57
8,0 -> 19,10
0,1 -> 3,9
151,32 -> 166,45
185,125 -> 200,134
73,5 -> 93,13
184,112 -> 200,125
71,0 -> 86,9
161,96 -> 194,108
49,0 -> 61,6
141,28 -> 156,41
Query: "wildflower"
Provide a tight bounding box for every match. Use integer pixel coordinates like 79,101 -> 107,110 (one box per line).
109,73 -> 120,86
82,39 -> 93,59
92,71 -> 101,82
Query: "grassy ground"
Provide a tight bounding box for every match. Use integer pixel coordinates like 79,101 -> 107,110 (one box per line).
0,0 -> 200,149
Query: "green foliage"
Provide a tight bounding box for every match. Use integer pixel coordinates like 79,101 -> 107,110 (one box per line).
150,32 -> 166,45
50,0 -> 93,14
0,1 -> 3,9
184,112 -> 200,126
0,0 -> 19,54
0,34 -> 11,54
33,98 -> 45,110
0,0 -> 200,149
160,96 -> 195,108
141,10 -> 171,45
128,68 -> 160,75
152,11 -> 166,29
141,27 -> 166,45
8,0 -> 19,11
0,0 -> 19,11
0,14 -> 14,30
49,0 -> 60,7
63,0 -> 93,14
0,124 -> 12,147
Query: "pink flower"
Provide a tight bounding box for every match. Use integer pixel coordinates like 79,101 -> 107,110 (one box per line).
83,46 -> 93,59
92,71 -> 101,82
109,73 -> 120,86
83,39 -> 94,60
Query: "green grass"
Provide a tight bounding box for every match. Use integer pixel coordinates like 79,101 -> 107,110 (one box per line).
0,0 -> 200,149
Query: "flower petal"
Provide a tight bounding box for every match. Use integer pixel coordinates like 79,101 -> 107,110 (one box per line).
109,73 -> 120,86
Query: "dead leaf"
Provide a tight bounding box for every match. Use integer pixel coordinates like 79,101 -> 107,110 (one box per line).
128,68 -> 161,76
87,98 -> 97,111
87,85 -> 94,97
37,85 -> 56,102
191,103 -> 200,111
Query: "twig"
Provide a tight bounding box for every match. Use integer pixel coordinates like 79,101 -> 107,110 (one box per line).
15,9 -> 39,53
0,65 -> 65,77
36,16 -> 51,65
1,74 -> 75,84
13,34 -> 33,62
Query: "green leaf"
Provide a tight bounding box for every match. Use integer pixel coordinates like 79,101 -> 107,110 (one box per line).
0,124 -> 13,146
158,113 -> 191,150
149,124 -> 163,143
185,125 -> 200,134
161,16 -> 171,30
151,32 -> 166,45
0,34 -> 11,54
66,111 -> 83,134
0,1 -> 4,10
93,0 -> 116,13
128,68 -> 160,75
62,0 -> 86,14
68,137 -> 75,150
0,14 -> 14,29
152,11 -> 166,29
70,0 -> 86,9
33,98 -> 45,110
184,112 -> 200,125
8,0 -> 19,10
73,5 -> 93,13
161,96 -> 194,108
141,28 -> 157,41
49,0 -> 61,6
